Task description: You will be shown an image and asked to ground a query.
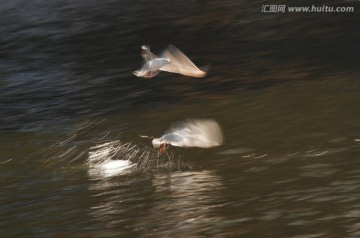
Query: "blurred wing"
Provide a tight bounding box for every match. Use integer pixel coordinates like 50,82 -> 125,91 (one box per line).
169,119 -> 224,148
141,45 -> 158,62
159,45 -> 207,78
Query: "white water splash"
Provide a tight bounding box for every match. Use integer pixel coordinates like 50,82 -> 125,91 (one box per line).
87,140 -> 136,178
88,159 -> 135,178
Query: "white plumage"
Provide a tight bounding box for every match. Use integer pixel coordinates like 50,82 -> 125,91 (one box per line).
152,119 -> 224,149
134,45 -> 208,78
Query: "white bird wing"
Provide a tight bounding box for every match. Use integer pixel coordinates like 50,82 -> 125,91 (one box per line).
159,45 -> 208,78
134,45 -> 160,78
168,119 -> 224,148
141,45 -> 158,63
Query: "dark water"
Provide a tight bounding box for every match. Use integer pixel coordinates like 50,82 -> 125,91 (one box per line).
1,0 -> 360,237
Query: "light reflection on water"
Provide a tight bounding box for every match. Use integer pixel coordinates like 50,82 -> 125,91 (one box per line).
88,170 -> 224,237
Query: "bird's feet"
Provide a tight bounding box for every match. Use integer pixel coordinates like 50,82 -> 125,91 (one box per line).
159,144 -> 167,154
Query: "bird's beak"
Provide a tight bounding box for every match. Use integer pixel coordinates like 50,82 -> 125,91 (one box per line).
152,138 -> 161,148
133,70 -> 143,77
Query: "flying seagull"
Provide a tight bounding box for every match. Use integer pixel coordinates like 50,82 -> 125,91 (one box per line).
152,119 -> 224,153
133,45 -> 208,78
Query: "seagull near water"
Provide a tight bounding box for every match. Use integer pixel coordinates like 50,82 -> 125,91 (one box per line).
152,119 -> 224,153
133,45 -> 208,78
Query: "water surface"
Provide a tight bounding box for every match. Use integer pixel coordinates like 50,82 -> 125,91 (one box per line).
0,0 -> 359,237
